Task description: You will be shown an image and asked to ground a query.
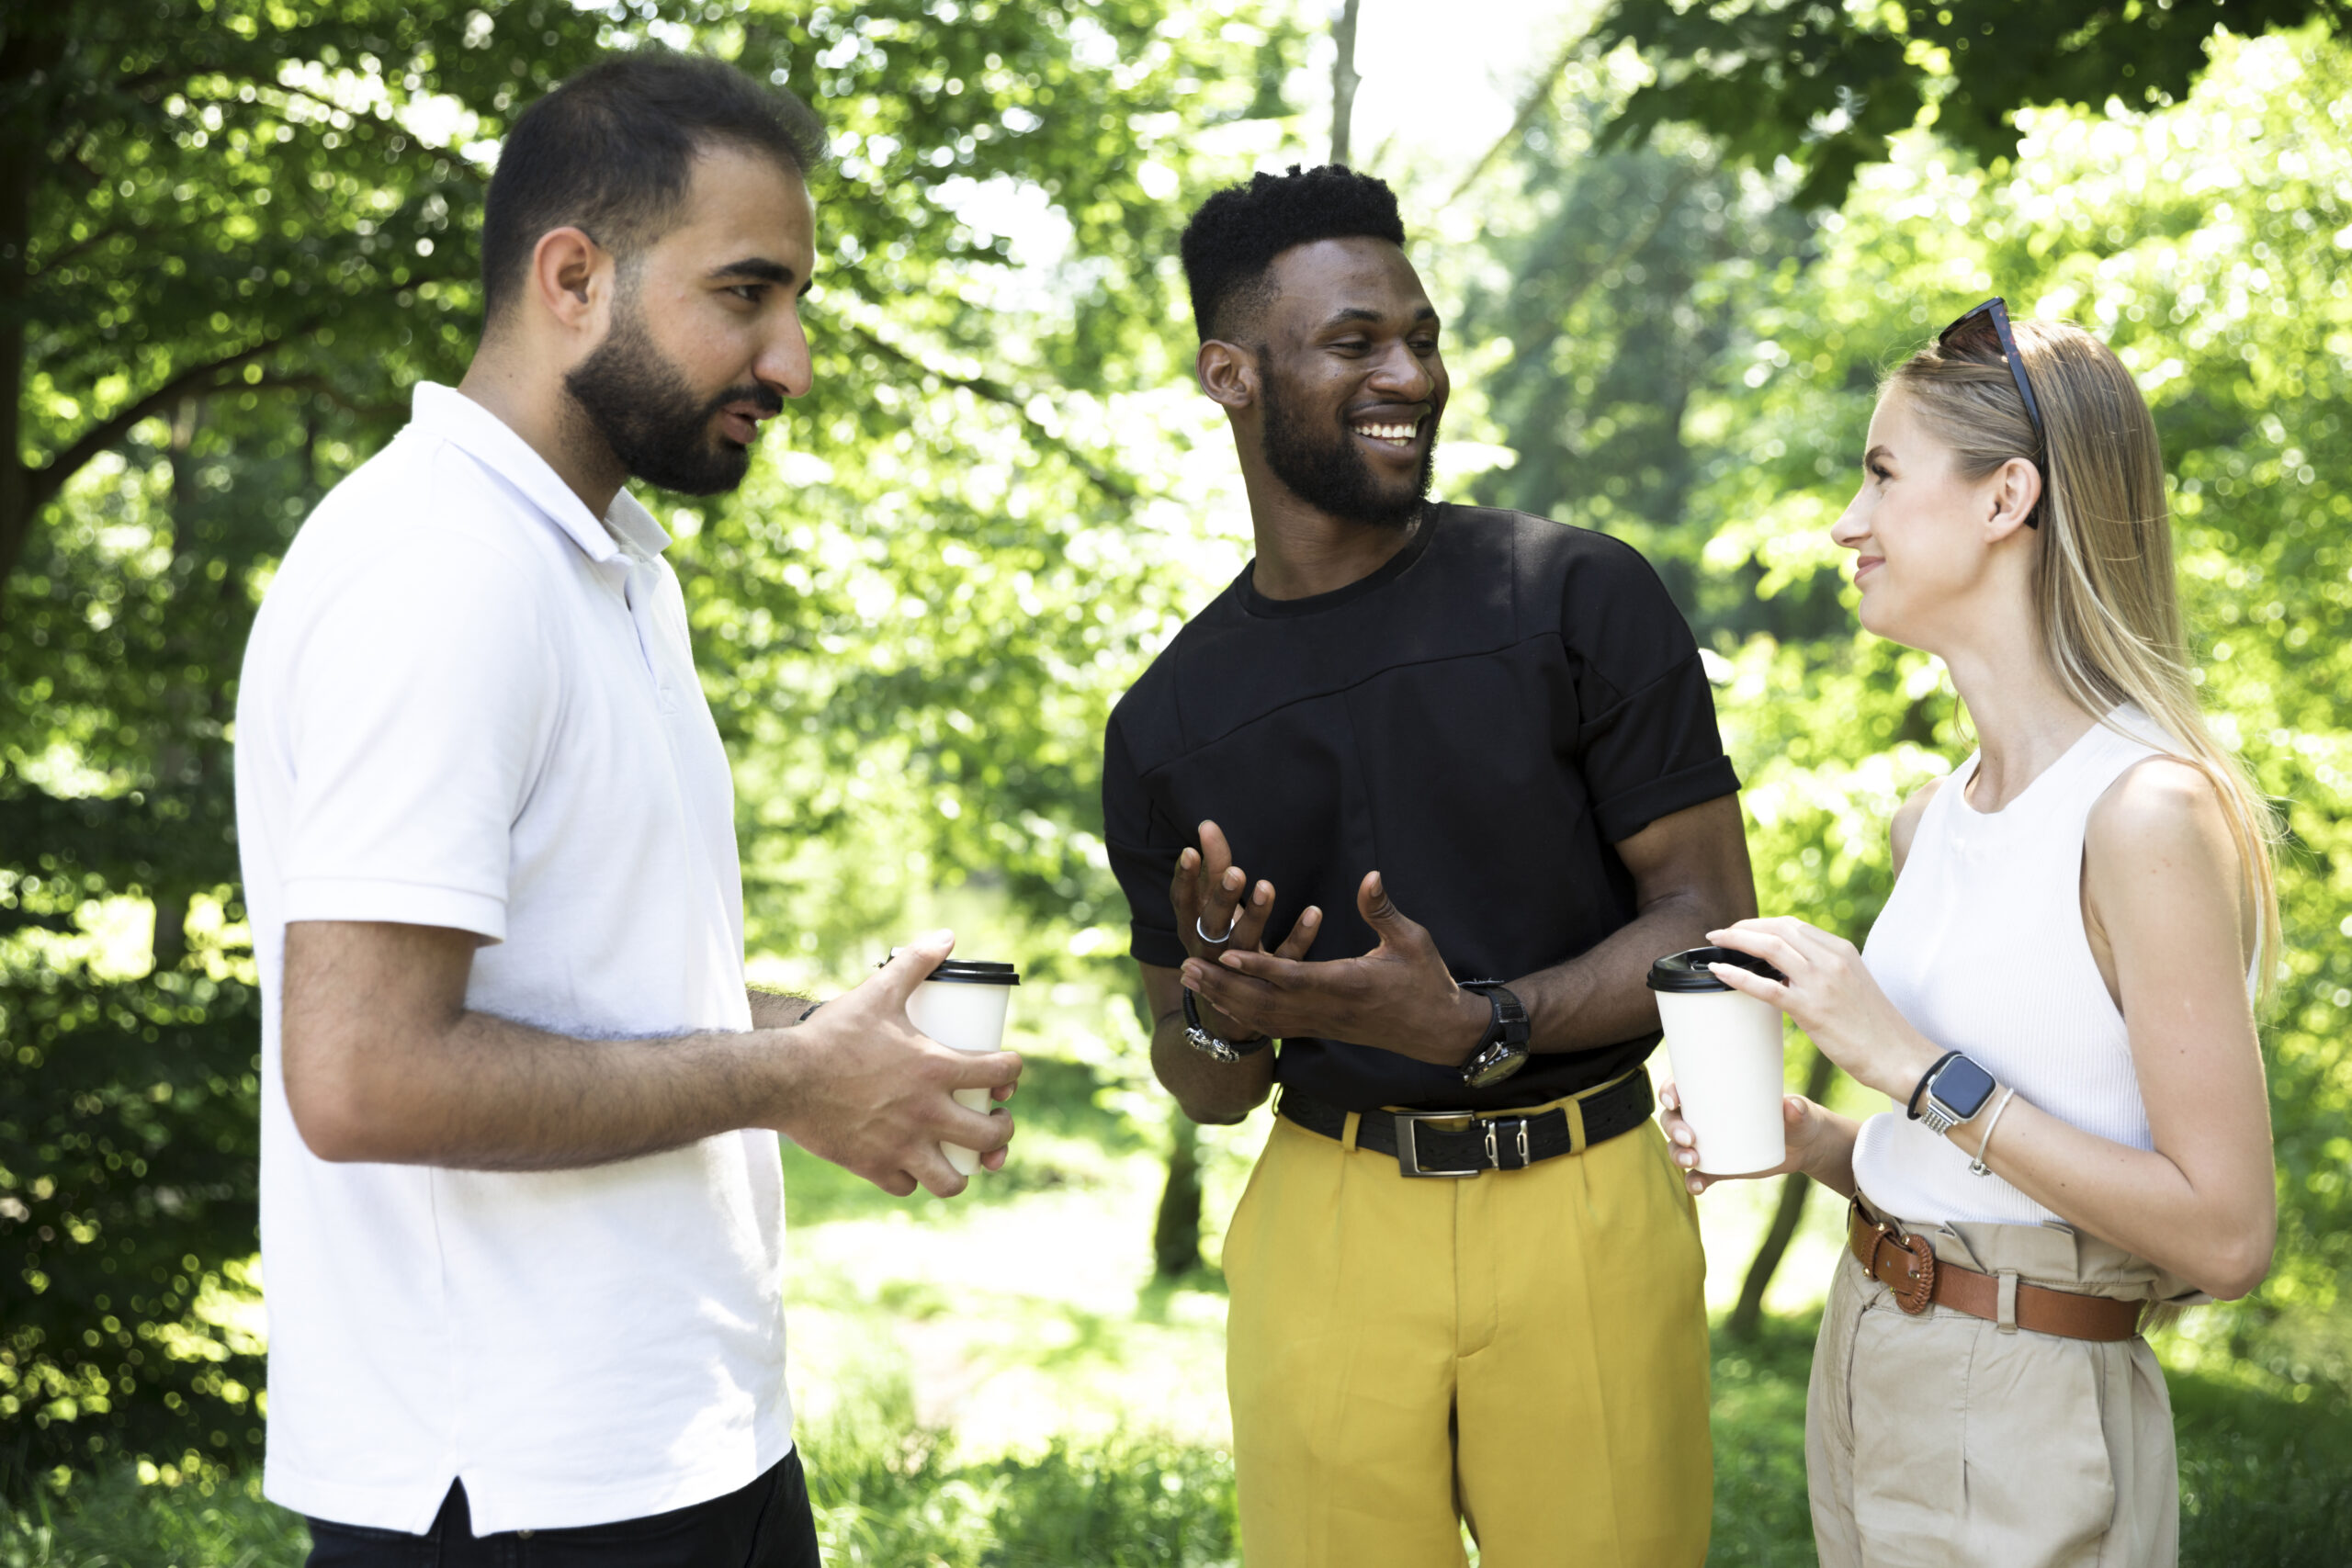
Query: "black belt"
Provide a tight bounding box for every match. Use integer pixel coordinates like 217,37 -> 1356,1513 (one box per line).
1277,1070 -> 1655,1178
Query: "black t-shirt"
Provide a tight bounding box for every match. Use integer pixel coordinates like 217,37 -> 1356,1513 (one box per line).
1102,503 -> 1739,1113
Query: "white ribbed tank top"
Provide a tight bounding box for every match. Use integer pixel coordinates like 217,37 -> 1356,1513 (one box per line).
1851,709 -> 2171,1225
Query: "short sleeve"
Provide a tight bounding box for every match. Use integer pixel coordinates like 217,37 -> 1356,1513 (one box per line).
1102,710 -> 1189,968
277,542 -> 558,942
1561,540 -> 1740,842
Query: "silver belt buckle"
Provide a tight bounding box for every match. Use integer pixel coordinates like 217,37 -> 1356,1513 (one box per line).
1395,1110 -> 1482,1178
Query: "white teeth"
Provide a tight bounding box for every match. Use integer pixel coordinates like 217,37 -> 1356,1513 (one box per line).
1352,422 -> 1418,445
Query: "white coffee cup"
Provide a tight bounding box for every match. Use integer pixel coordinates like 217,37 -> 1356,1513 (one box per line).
1647,945 -> 1788,1177
899,957 -> 1020,1177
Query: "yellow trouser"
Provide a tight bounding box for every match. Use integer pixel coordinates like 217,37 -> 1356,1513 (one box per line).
1224,1087 -> 1713,1568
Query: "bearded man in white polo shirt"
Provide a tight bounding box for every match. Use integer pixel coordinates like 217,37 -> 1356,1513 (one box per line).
232,52 -> 1019,1568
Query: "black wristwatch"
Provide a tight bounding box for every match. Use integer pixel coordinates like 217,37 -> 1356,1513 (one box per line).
1457,981 -> 1530,1089
1914,1051 -> 1997,1135
1182,988 -> 1271,1064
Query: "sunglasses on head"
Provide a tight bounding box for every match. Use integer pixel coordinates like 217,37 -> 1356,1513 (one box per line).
1937,297 -> 2044,527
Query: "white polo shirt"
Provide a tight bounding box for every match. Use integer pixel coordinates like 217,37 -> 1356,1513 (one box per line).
234,383 -> 789,1534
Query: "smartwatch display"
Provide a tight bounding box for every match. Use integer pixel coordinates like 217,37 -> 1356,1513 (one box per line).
1917,1053 -> 1997,1135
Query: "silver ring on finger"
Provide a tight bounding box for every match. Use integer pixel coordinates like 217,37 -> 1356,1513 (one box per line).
1196,911 -> 1240,946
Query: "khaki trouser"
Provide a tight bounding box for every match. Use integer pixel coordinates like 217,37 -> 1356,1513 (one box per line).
1224,1101 -> 1713,1568
1808,1199 -> 2199,1568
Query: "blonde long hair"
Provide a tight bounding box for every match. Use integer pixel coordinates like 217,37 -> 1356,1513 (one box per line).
1890,318 -> 2280,1001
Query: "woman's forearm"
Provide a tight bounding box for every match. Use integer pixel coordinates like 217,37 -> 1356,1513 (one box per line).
1938,1092 -> 2274,1299
1800,1106 -> 1862,1201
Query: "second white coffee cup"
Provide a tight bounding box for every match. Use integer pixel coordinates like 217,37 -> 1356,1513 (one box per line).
1647,945 -> 1789,1177
900,957 -> 1021,1177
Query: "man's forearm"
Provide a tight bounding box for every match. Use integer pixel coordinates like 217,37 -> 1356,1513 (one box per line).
1511,890 -> 1728,1055
1151,1014 -> 1275,1124
295,1008 -> 790,1171
287,920 -> 1020,1196
1510,795 -> 1757,1056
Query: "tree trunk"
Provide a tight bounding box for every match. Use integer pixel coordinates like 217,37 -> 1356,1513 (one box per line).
144,396 -> 206,973
0,25 -> 61,593
1136,980 -> 1207,1278
1726,1041 -> 1838,1342
151,895 -> 188,973
1328,0 -> 1362,168
1153,1111 -> 1205,1280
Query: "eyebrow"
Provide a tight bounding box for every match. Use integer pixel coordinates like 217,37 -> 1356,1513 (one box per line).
706,256 -> 808,290
1865,444 -> 1894,465
1318,304 -> 1442,330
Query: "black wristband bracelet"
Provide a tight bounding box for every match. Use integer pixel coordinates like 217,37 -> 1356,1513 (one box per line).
1182,987 -> 1270,1059
1906,1050 -> 1961,1119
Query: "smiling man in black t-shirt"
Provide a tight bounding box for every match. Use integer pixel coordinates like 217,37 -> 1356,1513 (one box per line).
1102,165 -> 1755,1567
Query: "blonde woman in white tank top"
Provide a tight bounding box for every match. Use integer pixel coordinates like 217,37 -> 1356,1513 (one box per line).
1660,302 -> 2278,1568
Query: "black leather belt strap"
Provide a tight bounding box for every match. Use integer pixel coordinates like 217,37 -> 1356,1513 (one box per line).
1277,1070 -> 1655,1178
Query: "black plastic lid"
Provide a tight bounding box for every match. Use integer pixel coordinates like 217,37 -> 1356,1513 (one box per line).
1645,945 -> 1784,993
919,958 -> 1020,986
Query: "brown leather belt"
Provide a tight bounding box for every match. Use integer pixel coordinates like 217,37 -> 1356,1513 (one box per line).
1848,1198 -> 2145,1342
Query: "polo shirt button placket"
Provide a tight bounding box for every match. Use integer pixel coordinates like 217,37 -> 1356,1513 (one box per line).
616,558 -> 674,713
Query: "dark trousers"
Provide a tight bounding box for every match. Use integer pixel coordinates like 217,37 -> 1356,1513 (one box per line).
304,1450 -> 820,1568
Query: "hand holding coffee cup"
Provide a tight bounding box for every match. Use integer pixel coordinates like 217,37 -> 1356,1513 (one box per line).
779,934 -> 1018,1199
1699,916 -> 1948,1104
899,956 -> 1022,1177
1659,1085 -> 1816,1194
1647,946 -> 1791,1178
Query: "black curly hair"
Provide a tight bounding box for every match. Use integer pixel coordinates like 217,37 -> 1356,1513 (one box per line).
1178,164 -> 1407,343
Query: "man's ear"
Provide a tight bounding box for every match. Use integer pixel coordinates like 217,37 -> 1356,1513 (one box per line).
1984,455 -> 2043,544
528,226 -> 613,337
1196,340 -> 1259,413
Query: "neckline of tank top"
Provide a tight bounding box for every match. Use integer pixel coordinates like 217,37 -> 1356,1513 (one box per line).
1949,706 -> 2164,825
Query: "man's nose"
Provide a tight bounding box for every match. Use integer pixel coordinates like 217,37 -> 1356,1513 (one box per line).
1366,339 -> 1434,401
759,310 -> 813,401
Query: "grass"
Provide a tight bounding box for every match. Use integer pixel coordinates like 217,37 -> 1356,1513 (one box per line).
2173,1369 -> 2352,1566
0,1467 -> 307,1568
9,1330 -> 2345,1567
9,1055 -> 2345,1564
1706,1316 -> 1825,1565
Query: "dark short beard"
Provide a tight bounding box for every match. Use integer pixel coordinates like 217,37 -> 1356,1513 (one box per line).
563,295 -> 780,497
1257,354 -> 1437,529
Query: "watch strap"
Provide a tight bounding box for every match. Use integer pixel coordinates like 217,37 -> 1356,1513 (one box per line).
1459,981 -> 1530,1048
1906,1050 -> 1962,1120
1454,981 -> 1531,1088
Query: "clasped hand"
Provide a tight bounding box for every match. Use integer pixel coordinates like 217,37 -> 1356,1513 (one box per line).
1170,820 -> 1487,1066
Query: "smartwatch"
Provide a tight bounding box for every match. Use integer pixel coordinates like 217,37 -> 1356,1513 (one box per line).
1916,1052 -> 1997,1135
1457,981 -> 1531,1089
1182,988 -> 1270,1064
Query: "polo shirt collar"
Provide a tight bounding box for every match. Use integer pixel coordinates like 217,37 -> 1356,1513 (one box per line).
411,382 -> 673,565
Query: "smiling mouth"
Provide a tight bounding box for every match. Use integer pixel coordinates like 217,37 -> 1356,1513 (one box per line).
1351,418 -> 1421,449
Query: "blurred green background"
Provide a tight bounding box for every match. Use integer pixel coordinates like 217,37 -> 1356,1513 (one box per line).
4,0 -> 2349,1562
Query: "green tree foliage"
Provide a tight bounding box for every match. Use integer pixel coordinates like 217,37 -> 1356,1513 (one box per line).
1471,24 -> 2352,1390
3,0 -> 1295,1483
1587,0 -> 2347,207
